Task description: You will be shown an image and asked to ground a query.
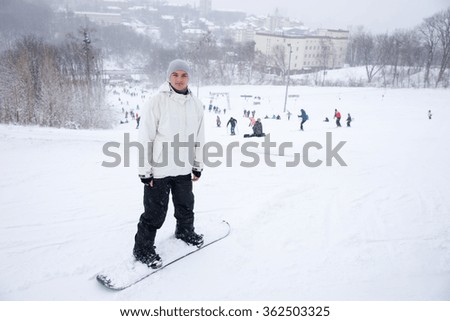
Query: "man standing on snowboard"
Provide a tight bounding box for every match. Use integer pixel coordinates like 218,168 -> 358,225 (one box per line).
133,59 -> 205,268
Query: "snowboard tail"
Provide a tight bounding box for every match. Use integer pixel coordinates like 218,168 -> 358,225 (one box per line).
96,220 -> 230,291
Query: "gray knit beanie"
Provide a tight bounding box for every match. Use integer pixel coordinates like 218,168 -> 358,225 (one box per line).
167,59 -> 191,80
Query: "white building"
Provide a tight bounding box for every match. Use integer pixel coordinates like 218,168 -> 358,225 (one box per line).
182,28 -> 208,42
230,22 -> 256,43
74,11 -> 122,26
254,29 -> 349,72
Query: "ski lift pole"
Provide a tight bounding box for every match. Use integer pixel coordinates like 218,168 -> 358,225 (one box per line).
283,43 -> 292,113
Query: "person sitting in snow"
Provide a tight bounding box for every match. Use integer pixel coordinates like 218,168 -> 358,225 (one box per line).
244,118 -> 265,138
252,118 -> 265,137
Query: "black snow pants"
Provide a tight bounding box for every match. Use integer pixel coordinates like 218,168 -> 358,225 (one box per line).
134,174 -> 194,255
300,119 -> 307,130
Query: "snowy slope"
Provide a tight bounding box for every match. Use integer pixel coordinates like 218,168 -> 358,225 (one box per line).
1,85 -> 450,300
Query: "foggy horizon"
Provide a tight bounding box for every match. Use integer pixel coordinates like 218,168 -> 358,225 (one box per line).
169,0 -> 450,33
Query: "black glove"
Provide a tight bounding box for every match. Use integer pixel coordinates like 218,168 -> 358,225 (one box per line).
192,170 -> 202,178
140,176 -> 153,186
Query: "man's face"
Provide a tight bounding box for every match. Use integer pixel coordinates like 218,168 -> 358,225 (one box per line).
169,70 -> 189,91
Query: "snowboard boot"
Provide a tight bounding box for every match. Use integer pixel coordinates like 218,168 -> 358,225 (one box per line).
175,226 -> 204,247
133,246 -> 162,269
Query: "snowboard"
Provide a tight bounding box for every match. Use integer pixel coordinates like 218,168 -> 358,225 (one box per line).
96,220 -> 230,291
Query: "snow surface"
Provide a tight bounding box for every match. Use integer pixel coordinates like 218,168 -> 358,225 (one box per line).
1,84 -> 450,300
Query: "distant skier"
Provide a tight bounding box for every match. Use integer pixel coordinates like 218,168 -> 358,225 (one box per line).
298,108 -> 309,131
334,109 -> 342,127
287,111 -> 292,120
428,110 -> 432,120
216,115 -> 221,127
346,113 -> 352,127
227,117 -> 237,135
136,113 -> 141,129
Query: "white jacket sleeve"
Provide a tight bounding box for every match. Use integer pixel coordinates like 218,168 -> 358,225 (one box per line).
193,105 -> 205,172
138,97 -> 158,178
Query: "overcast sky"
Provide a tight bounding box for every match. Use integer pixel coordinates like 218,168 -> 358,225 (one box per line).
169,0 -> 449,33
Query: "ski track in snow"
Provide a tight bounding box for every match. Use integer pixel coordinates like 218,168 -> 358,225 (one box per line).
1,85 -> 450,300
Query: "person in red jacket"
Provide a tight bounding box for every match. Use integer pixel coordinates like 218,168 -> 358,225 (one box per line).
334,109 -> 342,127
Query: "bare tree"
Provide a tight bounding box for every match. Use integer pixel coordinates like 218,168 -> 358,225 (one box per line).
418,17 -> 440,87
271,45 -> 288,78
394,29 -> 424,87
353,31 -> 391,83
433,8 -> 450,87
0,35 -> 111,128
346,26 -> 365,67
318,38 -> 337,85
386,31 -> 404,87
188,31 -> 218,86
238,41 -> 256,83
253,50 -> 271,84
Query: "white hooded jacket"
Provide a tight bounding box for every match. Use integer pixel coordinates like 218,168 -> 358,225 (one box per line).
138,82 -> 204,179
